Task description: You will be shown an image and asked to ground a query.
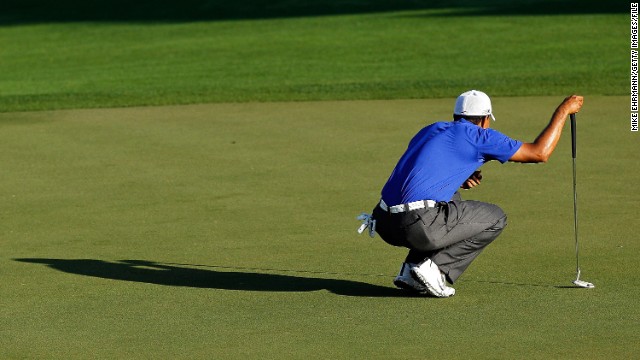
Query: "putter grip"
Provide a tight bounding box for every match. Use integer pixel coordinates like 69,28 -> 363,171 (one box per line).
570,114 -> 576,158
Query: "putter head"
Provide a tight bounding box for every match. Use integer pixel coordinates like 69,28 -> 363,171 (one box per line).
573,269 -> 595,288
572,279 -> 595,288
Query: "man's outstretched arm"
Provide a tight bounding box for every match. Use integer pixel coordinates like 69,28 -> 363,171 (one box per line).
510,95 -> 584,163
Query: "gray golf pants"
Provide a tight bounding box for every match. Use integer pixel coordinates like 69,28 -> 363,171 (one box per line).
373,193 -> 507,284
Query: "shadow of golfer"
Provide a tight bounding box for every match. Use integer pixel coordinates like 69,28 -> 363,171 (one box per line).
14,258 -> 403,297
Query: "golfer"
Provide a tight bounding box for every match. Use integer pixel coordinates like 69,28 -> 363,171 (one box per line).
358,90 -> 584,297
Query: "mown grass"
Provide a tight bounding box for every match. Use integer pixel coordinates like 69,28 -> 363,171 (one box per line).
0,96 -> 637,359
0,3 -> 627,112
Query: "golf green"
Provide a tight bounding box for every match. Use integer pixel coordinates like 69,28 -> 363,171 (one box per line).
0,96 -> 636,359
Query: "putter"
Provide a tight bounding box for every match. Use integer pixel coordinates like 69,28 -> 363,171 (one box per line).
570,113 -> 594,289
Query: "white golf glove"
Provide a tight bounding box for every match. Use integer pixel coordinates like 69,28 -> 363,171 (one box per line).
356,213 -> 376,238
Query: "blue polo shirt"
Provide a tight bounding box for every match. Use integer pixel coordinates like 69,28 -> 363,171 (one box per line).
381,119 -> 522,204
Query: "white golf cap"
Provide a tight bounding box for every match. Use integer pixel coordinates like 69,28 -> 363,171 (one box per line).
454,90 -> 495,121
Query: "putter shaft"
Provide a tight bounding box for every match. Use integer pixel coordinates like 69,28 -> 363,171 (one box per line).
572,156 -> 580,274
570,113 -> 593,288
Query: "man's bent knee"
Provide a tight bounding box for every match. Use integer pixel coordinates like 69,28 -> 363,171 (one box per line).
485,204 -> 507,231
492,214 -> 507,231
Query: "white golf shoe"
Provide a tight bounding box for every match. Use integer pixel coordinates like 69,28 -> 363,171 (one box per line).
410,259 -> 455,298
440,273 -> 456,297
393,262 -> 427,293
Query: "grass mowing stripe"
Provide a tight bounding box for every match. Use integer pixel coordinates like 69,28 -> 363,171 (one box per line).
0,10 -> 626,112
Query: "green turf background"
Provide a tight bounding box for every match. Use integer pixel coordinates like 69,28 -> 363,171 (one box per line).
0,96 -> 637,359
0,1 -> 629,112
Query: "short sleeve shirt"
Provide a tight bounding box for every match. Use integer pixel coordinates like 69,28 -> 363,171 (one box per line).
381,119 -> 523,204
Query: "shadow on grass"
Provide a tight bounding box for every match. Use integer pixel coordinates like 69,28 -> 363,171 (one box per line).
14,258 -> 405,297
0,0 -> 626,25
